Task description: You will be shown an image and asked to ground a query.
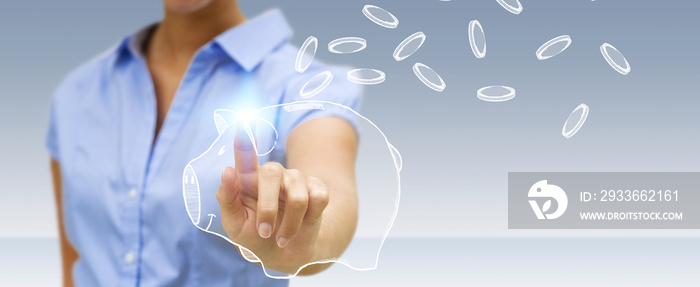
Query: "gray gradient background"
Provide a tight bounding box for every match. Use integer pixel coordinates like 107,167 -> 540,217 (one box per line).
1,0 -> 699,285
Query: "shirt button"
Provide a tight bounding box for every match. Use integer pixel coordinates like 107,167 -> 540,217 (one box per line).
129,188 -> 137,199
124,252 -> 135,265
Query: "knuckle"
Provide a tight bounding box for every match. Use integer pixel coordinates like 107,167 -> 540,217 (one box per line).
284,172 -> 304,188
286,192 -> 309,211
308,177 -> 330,206
216,185 -> 230,204
285,169 -> 304,178
309,185 -> 329,207
257,205 -> 278,216
259,162 -> 283,177
215,187 -> 223,202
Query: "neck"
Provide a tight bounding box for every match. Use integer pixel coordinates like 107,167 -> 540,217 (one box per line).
149,0 -> 245,62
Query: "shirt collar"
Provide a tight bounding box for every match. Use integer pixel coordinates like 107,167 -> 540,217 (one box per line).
214,9 -> 293,71
115,9 -> 293,71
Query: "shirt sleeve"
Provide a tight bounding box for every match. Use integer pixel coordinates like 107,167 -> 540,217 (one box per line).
276,65 -> 363,154
46,92 -> 61,161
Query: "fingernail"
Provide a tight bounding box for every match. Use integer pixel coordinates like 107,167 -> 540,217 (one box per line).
258,223 -> 272,238
277,237 -> 289,248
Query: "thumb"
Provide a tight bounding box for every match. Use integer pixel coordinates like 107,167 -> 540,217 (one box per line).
216,166 -> 246,238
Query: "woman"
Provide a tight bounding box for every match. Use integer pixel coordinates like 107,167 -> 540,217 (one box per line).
47,0 -> 361,285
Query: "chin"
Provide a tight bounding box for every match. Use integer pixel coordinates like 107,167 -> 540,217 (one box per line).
164,0 -> 215,13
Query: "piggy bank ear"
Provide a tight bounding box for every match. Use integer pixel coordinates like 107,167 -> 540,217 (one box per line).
213,110 -> 238,135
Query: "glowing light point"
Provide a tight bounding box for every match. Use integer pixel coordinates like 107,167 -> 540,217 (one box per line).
239,110 -> 255,122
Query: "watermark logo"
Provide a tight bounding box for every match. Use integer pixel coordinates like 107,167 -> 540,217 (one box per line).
510,173 -> 698,229
528,180 -> 568,219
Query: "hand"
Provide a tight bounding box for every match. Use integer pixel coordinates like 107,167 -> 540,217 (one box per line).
216,122 -> 330,274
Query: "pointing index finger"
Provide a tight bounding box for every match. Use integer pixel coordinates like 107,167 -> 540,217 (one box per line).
234,118 -> 259,174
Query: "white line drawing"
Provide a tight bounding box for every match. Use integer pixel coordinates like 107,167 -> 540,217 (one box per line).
253,118 -> 278,157
242,118 -> 258,155
496,0 -> 523,15
299,71 -> 333,99
295,36 -> 318,73
468,20 -> 486,59
477,85 -> 516,102
214,113 -> 228,135
347,68 -> 386,85
388,143 -> 402,172
217,145 -> 226,156
562,103 -> 589,138
600,43 -> 631,75
205,214 -> 216,231
393,32 -> 426,61
362,5 -> 399,29
183,165 -> 201,225
182,100 -> 402,279
412,63 -> 446,92
283,103 -> 325,112
536,35 -> 572,60
212,109 -> 279,157
328,37 -> 367,54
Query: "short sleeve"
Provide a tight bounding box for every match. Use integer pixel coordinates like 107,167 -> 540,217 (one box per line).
276,66 -> 363,153
46,93 -> 61,161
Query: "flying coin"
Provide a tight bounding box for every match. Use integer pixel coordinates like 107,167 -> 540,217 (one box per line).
394,32 -> 426,61
413,63 -> 446,92
328,37 -> 367,54
347,68 -> 386,85
536,35 -> 572,60
477,85 -> 516,102
468,20 -> 486,59
299,71 -> 333,99
600,43 -> 631,75
496,0 -> 523,15
363,5 -> 399,29
562,103 -> 590,138
295,36 -> 317,73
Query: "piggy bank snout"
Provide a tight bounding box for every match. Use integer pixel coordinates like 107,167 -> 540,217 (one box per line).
183,164 -> 201,225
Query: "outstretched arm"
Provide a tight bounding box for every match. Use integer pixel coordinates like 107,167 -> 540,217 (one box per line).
285,117 -> 359,274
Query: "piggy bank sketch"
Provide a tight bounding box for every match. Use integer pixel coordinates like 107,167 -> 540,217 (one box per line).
182,100 -> 402,279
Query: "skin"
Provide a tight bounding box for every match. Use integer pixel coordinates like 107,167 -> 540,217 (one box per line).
147,0 -> 245,136
51,159 -> 78,287
52,0 -> 359,283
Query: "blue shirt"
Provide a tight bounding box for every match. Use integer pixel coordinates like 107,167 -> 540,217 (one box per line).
46,10 -> 361,286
